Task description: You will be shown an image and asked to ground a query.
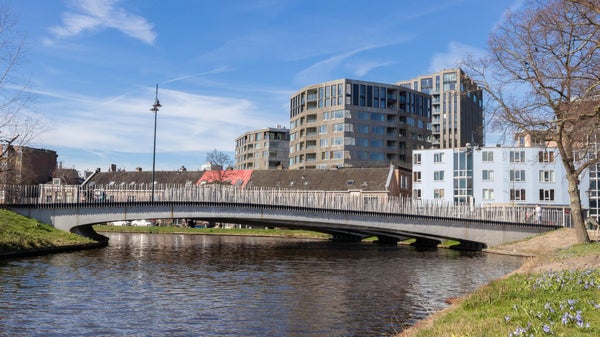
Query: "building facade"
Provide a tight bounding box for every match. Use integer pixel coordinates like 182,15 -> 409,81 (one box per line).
398,68 -> 483,149
289,78 -> 431,170
412,145 -> 582,207
235,126 -> 289,170
0,145 -> 57,185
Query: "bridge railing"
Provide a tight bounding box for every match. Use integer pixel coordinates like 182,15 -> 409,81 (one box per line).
0,184 -> 570,226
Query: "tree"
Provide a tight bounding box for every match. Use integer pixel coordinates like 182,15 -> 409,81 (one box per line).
0,5 -> 42,173
204,149 -> 233,184
465,0 -> 600,243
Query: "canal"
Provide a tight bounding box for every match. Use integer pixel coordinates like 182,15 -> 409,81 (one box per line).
0,233 -> 523,336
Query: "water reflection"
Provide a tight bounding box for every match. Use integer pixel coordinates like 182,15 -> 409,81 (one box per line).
0,233 -> 523,336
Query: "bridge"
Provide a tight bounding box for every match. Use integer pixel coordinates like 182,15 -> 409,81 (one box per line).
2,184 -> 567,250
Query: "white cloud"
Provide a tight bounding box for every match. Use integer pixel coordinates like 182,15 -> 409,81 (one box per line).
34,86 -> 274,156
48,0 -> 156,45
428,41 -> 486,73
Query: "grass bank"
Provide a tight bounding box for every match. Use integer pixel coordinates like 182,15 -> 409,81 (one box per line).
0,209 -> 95,256
398,229 -> 600,337
93,225 -> 332,239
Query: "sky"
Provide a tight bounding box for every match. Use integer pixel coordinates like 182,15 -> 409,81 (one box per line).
7,0 -> 521,174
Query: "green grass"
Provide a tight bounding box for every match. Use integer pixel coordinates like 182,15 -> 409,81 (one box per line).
93,225 -> 332,239
0,209 -> 94,252
406,243 -> 600,337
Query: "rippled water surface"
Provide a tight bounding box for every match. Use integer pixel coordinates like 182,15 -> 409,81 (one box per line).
0,233 -> 523,336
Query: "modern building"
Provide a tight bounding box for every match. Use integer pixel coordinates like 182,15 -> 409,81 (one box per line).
411,145 -> 581,207
234,126 -> 289,170
0,145 -> 57,184
398,68 -> 483,149
288,78 -> 431,170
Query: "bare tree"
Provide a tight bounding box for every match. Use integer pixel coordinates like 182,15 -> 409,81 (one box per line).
204,149 -> 233,184
0,5 -> 41,172
465,0 -> 600,243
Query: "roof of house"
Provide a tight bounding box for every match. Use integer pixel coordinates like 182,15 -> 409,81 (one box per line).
197,169 -> 253,188
247,166 -> 392,191
81,166 -> 396,192
83,170 -> 204,186
52,168 -> 82,185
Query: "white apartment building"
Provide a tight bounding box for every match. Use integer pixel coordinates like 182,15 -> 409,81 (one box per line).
234,126 -> 289,170
399,68 -> 484,149
412,145 -> 591,208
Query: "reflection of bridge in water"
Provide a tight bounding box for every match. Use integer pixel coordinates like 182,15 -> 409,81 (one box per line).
4,184 -> 566,250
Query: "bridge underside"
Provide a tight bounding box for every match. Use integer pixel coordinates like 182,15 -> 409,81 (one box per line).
7,203 -> 560,251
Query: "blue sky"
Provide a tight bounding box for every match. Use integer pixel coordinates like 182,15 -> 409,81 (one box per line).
10,0 -> 520,174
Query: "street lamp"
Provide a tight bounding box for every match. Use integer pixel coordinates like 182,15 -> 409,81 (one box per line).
150,83 -> 161,203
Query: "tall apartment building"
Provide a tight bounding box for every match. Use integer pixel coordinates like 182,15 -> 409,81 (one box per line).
234,126 -> 289,170
398,68 -> 483,149
288,78 -> 431,170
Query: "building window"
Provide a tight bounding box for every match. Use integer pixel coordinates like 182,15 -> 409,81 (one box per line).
413,171 -> 422,182
539,189 -> 555,201
434,152 -> 444,163
357,138 -> 368,147
318,125 -> 327,134
358,125 -> 369,133
434,170 -> 445,181
538,150 -> 555,163
319,139 -> 329,147
434,188 -> 445,199
510,189 -> 527,201
482,189 -> 494,200
333,151 -> 344,159
482,151 -> 494,162
482,169 -> 494,181
333,123 -> 344,132
413,153 -> 421,164
539,170 -> 555,182
510,170 -> 526,182
413,189 -> 422,199
510,150 -> 526,163
370,153 -> 385,161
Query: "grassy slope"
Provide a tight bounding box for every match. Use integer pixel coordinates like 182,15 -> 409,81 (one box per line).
0,209 -> 94,252
399,239 -> 600,337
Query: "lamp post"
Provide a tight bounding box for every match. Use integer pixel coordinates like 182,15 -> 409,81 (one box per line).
150,84 -> 161,203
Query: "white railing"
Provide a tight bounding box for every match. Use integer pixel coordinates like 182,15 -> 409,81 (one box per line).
0,184 -> 570,226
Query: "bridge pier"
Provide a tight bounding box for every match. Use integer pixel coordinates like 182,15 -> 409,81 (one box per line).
451,240 -> 487,251
410,237 -> 441,249
374,236 -> 400,245
330,233 -> 364,242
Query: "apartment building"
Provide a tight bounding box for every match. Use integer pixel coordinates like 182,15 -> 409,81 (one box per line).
411,145 -> 581,207
234,126 -> 289,170
398,68 -> 483,149
288,78 -> 431,170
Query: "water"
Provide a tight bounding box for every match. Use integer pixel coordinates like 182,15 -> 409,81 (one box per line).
0,233 -> 523,336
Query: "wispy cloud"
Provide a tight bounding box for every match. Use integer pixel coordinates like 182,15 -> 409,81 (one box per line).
428,41 -> 486,73
293,43 -> 404,85
33,86 -> 274,157
46,0 -> 156,45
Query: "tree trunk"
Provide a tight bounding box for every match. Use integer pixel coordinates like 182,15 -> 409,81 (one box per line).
566,172 -> 590,243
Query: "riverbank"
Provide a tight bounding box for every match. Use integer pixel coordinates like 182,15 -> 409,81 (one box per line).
0,209 -> 99,259
93,224 -> 332,239
397,228 -> 600,337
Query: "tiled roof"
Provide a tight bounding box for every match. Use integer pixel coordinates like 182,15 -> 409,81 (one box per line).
52,168 -> 82,185
197,170 -> 253,188
247,167 -> 392,191
83,170 -> 204,186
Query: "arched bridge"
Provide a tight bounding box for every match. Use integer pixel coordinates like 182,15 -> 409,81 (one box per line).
3,184 -> 566,250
